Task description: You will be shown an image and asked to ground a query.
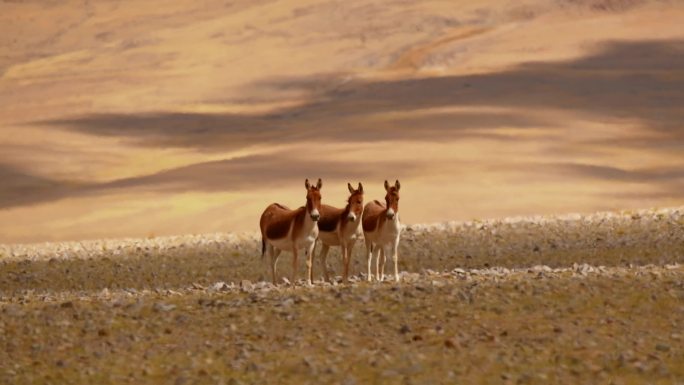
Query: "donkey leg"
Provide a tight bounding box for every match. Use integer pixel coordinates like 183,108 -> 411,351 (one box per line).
391,239 -> 400,282
306,242 -> 316,286
341,245 -> 349,283
319,244 -> 331,282
378,247 -> 387,282
373,247 -> 382,281
269,246 -> 281,285
365,240 -> 373,282
290,246 -> 299,286
344,243 -> 353,283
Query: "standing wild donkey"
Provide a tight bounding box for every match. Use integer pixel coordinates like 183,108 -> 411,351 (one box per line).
260,178 -> 322,285
317,182 -> 364,283
362,180 -> 402,282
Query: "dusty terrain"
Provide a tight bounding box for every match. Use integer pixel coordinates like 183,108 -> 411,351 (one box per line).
1,207 -> 683,384
2,265 -> 683,385
2,0 -> 684,242
3,1 -> 684,383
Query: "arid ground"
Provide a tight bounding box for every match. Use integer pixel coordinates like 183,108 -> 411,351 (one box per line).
2,3 -> 684,383
1,208 -> 683,384
1,0 -> 684,243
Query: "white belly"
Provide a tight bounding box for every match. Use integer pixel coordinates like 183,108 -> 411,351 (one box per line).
268,222 -> 318,252
319,219 -> 364,247
269,236 -> 295,251
366,217 -> 401,246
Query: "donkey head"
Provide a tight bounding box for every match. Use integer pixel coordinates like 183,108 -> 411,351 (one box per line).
346,182 -> 364,222
383,179 -> 400,219
304,178 -> 323,221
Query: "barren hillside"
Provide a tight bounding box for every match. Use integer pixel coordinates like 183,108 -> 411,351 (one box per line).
1,0 -> 683,242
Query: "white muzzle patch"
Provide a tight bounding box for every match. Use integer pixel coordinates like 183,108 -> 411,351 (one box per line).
310,209 -> 320,221
386,208 -> 395,218
348,213 -> 357,222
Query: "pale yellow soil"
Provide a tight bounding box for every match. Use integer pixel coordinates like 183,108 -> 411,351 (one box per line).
2,0 -> 684,243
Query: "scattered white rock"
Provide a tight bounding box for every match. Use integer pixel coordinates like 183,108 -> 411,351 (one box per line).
211,282 -> 230,292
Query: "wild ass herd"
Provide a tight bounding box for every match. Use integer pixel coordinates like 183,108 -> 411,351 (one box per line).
260,179 -> 402,286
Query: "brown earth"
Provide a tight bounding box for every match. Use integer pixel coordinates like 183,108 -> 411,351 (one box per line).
1,264 -> 682,385
1,206 -> 684,384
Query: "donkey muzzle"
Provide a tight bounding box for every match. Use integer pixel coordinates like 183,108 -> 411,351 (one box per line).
386,208 -> 395,219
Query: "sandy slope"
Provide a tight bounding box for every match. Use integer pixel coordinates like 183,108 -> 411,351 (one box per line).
1,0 -> 683,242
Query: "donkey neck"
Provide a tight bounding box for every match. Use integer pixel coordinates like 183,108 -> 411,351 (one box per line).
296,206 -> 318,235
338,203 -> 354,233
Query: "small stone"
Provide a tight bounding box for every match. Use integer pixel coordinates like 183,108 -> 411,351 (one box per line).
212,282 -> 229,291
281,298 -> 295,307
655,344 -> 670,352
399,324 -> 411,334
153,302 -> 176,312
240,280 -> 253,292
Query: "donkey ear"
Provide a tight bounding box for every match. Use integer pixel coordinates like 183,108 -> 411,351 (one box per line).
305,179 -> 311,189
348,182 -> 354,194
384,180 -> 390,191
357,182 -> 363,193
316,178 -> 322,190
395,180 -> 401,191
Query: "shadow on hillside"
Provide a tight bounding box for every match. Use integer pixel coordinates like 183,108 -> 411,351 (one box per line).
44,39 -> 684,147
0,154 -> 421,209
4,39 -> 682,209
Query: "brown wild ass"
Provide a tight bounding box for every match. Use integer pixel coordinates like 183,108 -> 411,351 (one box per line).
260,178 -> 322,285
362,180 -> 402,282
316,182 -> 364,283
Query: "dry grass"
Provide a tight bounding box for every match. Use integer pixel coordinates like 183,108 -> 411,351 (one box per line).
1,207 -> 682,295
1,207 -> 684,384
1,266 -> 682,384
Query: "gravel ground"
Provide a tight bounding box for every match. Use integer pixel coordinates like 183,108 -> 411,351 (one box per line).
1,207 -> 684,384
1,207 -> 682,294
1,265 -> 682,384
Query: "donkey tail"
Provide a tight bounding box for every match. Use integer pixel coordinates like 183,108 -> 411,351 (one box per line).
261,237 -> 266,258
